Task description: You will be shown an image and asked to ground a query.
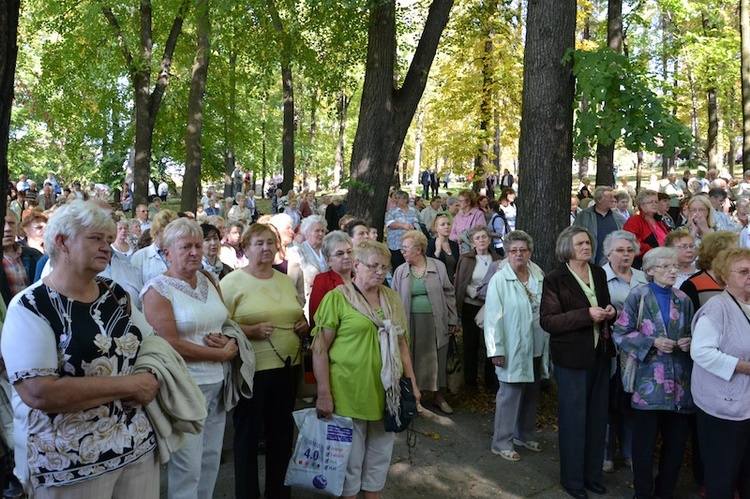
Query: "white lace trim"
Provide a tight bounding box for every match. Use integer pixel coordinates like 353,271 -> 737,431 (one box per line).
143,273 -> 211,303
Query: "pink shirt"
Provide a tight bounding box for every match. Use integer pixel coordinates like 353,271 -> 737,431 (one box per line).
450,208 -> 485,242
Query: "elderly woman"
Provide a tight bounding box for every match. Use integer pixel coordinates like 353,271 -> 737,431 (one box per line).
484,230 -> 546,461
220,220 -> 247,270
680,230 -> 738,311
201,223 -> 232,280
312,241 -> 419,499
455,226 -> 503,391
291,215 -> 329,311
131,209 -> 179,285
426,213 -> 460,284
450,189 -> 486,253
128,218 -> 142,248
600,230 -> 648,473
691,247 -> 750,498
384,190 -> 421,270
540,226 -> 616,499
110,218 -> 134,258
393,230 -> 457,414
613,247 -> 694,499
220,223 -> 308,499
623,190 -> 670,269
663,228 -> 697,288
228,193 -> 252,223
20,211 -> 47,254
0,200 -> 160,496
142,218 -> 238,498
686,195 -> 716,247
308,231 -> 354,327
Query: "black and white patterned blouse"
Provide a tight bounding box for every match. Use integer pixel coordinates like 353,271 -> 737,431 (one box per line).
1,278 -> 156,489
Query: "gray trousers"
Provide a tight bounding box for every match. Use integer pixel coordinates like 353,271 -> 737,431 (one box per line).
168,381 -> 225,499
491,357 -> 541,452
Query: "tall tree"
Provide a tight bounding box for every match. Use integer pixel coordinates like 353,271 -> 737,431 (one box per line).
518,0 -> 577,273
742,0 -> 750,171
595,0 -> 622,187
0,0 -> 20,258
102,0 -> 191,205
182,0 -> 211,212
346,0 -> 453,231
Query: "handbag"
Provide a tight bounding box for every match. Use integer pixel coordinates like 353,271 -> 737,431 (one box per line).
384,376 -> 418,433
446,334 -> 464,394
620,291 -> 645,393
284,408 -> 353,496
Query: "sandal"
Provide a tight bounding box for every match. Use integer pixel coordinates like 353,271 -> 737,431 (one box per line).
492,449 -> 521,461
512,438 -> 543,452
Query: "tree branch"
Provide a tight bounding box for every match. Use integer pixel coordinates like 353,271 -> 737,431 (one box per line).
397,0 -> 453,119
101,6 -> 135,80
149,0 -> 191,126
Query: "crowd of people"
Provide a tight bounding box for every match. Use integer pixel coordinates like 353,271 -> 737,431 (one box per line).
0,166 -> 749,499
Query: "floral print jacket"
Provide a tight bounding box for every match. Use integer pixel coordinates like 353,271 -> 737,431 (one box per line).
613,283 -> 695,413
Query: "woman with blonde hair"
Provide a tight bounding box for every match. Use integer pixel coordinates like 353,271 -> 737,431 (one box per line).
680,230 -> 738,311
393,230 -> 457,413
686,195 -> 715,247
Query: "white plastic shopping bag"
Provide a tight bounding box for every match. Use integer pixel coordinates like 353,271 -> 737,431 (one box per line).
284,408 -> 354,496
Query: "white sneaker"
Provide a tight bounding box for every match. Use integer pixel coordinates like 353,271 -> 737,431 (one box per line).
602,460 -> 615,473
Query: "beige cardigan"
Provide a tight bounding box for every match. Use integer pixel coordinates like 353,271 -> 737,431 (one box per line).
133,334 -> 207,464
392,257 -> 458,350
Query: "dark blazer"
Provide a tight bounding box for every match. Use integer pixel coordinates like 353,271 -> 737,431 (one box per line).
454,249 -> 502,311
540,263 -> 615,369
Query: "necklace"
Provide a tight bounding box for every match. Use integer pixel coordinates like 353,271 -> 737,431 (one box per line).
476,253 -> 492,266
410,259 -> 427,279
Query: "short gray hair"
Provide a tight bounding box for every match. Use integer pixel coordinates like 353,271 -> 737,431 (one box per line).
635,189 -> 658,207
301,215 -> 326,237
555,226 -> 593,263
161,218 -> 202,251
446,196 -> 459,207
504,230 -> 534,253
642,247 -> 678,278
602,230 -> 640,257
44,200 -> 115,264
593,186 -> 613,202
321,230 -> 352,258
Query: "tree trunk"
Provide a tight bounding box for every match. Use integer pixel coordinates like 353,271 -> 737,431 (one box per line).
595,0 -> 622,188
266,0 -> 295,195
334,91 -> 349,189
261,94 -> 268,198
517,0 -> 577,273
742,0 -> 750,172
182,0 -> 210,212
707,87 -> 719,170
102,0 -> 190,206
578,13 -> 591,180
474,14 -> 495,193
224,35 -> 237,198
412,109 -> 424,195
347,0 -> 453,233
304,88 -> 318,191
0,0 -> 20,259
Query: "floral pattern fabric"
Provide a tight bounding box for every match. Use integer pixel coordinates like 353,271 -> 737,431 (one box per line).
3,278 -> 156,488
613,283 -> 695,413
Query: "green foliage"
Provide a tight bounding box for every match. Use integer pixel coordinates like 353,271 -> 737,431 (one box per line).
570,47 -> 696,159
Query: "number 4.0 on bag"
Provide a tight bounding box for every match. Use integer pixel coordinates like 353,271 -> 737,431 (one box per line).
285,408 -> 354,496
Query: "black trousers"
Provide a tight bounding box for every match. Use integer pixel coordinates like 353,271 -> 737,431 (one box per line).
460,303 -> 494,388
233,365 -> 298,499
554,347 -> 610,490
632,410 -> 690,499
697,408 -> 750,499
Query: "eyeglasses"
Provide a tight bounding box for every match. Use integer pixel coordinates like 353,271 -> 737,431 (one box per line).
653,264 -> 680,271
730,269 -> 750,278
507,248 -> 529,255
674,244 -> 696,250
612,248 -> 635,254
357,261 -> 390,273
642,200 -> 658,205
330,249 -> 353,258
